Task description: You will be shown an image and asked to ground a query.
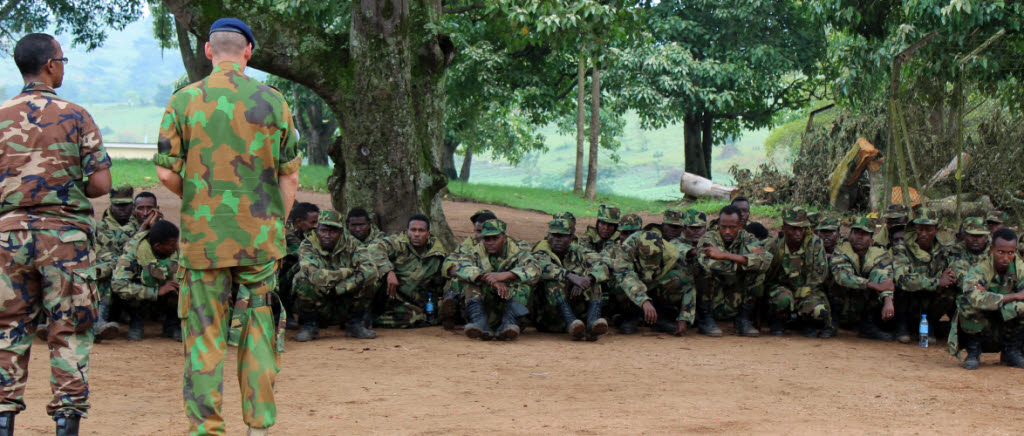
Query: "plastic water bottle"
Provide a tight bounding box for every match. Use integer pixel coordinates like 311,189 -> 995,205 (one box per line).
425,292 -> 436,324
919,315 -> 929,348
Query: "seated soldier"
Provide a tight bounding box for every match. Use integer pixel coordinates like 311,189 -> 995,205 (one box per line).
951,229 -> 1024,370
948,217 -> 992,287
766,207 -> 831,337
439,209 -> 495,329
601,213 -> 643,333
829,217 -> 896,340
293,210 -> 377,342
985,210 -> 1008,234
531,218 -> 610,341
91,184 -> 136,341
611,231 -> 695,336
642,209 -> 685,242
453,219 -> 540,341
696,205 -> 773,337
552,211 -> 579,244
280,202 -> 320,330
874,203 -> 909,249
893,208 -> 956,344
582,205 -> 621,252
363,214 -> 448,328
111,219 -> 181,341
814,215 -> 843,333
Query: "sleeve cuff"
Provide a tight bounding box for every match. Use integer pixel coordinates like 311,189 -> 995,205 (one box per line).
153,153 -> 184,172
279,153 -> 303,175
82,150 -> 112,177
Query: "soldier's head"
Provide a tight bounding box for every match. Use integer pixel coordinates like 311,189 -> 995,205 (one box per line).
133,192 -> 158,223
346,207 -> 372,242
745,222 -> 769,241
553,212 -> 576,236
289,202 -> 320,233
316,210 -> 344,251
682,209 -> 707,243
717,205 -> 743,244
617,213 -> 643,242
885,203 -> 909,231
986,210 -> 1009,234
109,184 -> 135,225
991,228 -> 1018,274
547,219 -> 573,256
206,18 -> 255,66
407,214 -> 431,248
781,207 -> 811,248
911,208 -> 939,251
962,217 -> 990,255
848,217 -> 876,254
662,209 -> 684,241
147,220 -> 180,259
815,216 -> 841,252
14,33 -> 64,88
479,219 -> 508,255
730,196 -> 751,226
472,212 -> 497,240
596,205 -> 620,239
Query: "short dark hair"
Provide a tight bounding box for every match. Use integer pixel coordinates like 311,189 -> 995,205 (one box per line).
731,196 -> 750,205
147,220 -> 179,245
347,206 -> 370,222
474,212 -> 497,225
14,33 -> 57,77
408,214 -> 430,230
745,222 -> 769,239
719,205 -> 742,219
289,202 -> 320,222
135,191 -> 157,203
993,228 -> 1018,245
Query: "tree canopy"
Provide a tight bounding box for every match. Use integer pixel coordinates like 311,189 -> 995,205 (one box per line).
0,0 -> 145,51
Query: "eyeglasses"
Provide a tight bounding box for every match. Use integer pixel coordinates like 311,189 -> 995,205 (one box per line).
49,57 -> 68,64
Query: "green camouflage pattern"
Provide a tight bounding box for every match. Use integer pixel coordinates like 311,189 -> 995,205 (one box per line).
478,219 -> 507,237
318,210 -> 343,228
112,230 -> 179,301
893,229 -> 956,323
912,207 -> 939,225
597,205 -> 621,224
695,229 -> 772,319
682,209 -> 708,227
663,209 -> 684,226
547,218 -> 573,235
292,231 -> 375,325
93,211 -> 140,301
453,237 -> 540,325
950,255 -> 1024,356
947,238 -> 991,286
618,213 -> 643,232
155,62 -> 302,270
885,203 -> 909,219
850,216 -> 875,232
362,233 -> 448,328
985,210 -> 1009,225
782,206 -> 811,227
767,231 -> 830,323
531,239 -> 609,331
109,184 -> 135,205
816,216 -> 841,231
553,211 -> 576,227
582,226 -> 620,252
829,241 -> 894,323
962,217 -> 988,236
609,231 -> 695,322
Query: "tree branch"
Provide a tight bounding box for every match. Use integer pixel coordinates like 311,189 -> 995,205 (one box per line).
443,3 -> 484,14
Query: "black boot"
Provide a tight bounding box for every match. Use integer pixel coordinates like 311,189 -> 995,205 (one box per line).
769,317 -> 786,336
54,412 -> 80,436
619,306 -> 640,335
94,300 -> 120,342
162,305 -> 182,342
734,301 -> 760,337
1000,334 -> 1024,368
857,308 -> 893,341
0,411 -> 13,436
345,309 -> 377,339
585,299 -> 608,341
463,298 -> 493,340
556,299 -> 585,340
295,311 -> 320,342
126,307 -> 144,341
497,301 -> 529,341
962,333 -> 982,370
893,312 -> 911,344
696,302 -> 722,337
440,293 -> 460,330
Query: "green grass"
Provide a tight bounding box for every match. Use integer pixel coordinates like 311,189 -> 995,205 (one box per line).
110,159 -> 161,188
299,165 -> 333,192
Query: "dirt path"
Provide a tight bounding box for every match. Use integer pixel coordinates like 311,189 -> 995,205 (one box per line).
10,188 -> 1010,434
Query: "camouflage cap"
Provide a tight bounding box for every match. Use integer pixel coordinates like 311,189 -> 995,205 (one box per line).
806,211 -> 821,227
815,216 -> 840,231
912,207 -> 939,225
985,210 -> 1009,225
885,203 -> 909,220
618,213 -> 643,232
110,184 -> 135,205
318,210 -> 344,228
963,216 -> 988,236
782,206 -> 811,227
553,211 -> 576,226
682,209 -> 708,227
597,205 -> 621,224
849,216 -> 875,233
470,209 -> 495,223
479,219 -> 507,237
663,209 -> 685,226
547,218 -> 573,235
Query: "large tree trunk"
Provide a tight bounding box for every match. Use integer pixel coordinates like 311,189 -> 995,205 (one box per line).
459,147 -> 472,182
292,87 -> 334,167
584,61 -> 600,201
683,114 -> 709,179
441,138 -> 459,180
574,54 -> 586,195
701,115 -> 713,180
174,18 -> 210,83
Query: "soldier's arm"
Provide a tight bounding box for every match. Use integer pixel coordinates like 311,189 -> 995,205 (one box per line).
154,98 -> 185,197
961,264 -> 1005,311
294,244 -> 352,289
806,239 -> 829,288
581,248 -> 611,283
741,241 -> 773,272
111,245 -> 159,301
830,253 -> 870,290
893,246 -> 938,292
508,250 -> 542,285
364,236 -> 401,278
608,252 -> 650,306
453,254 -> 486,283
869,252 -> 896,301
94,235 -> 121,280
532,250 -> 568,282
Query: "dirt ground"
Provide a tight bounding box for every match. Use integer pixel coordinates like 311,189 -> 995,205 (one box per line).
11,187 -> 1019,435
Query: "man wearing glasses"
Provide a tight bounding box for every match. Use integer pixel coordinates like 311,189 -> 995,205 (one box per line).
0,33 -> 112,436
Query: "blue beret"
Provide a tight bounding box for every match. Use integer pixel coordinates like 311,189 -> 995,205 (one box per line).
209,17 -> 256,50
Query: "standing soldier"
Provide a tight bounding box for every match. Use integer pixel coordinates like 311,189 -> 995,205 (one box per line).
695,205 -> 773,337
111,220 -> 182,341
92,184 -> 136,340
892,208 -> 956,345
829,217 -> 896,340
611,231 -> 695,336
582,205 -> 621,252
765,207 -> 831,337
0,33 -> 112,435
154,18 -> 301,436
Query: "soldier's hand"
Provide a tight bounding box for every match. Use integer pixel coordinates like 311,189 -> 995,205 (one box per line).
481,272 -> 502,287
641,300 -> 658,324
674,320 -> 687,337
567,273 -> 589,290
158,281 -> 178,296
877,280 -> 895,292
881,297 -> 895,321
701,246 -> 723,260
938,269 -> 955,288
386,271 -> 399,299
494,282 -> 511,299
570,285 -> 584,298
447,266 -> 457,277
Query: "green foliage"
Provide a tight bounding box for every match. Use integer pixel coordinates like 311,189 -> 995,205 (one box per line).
0,0 -> 145,51
298,165 -> 333,192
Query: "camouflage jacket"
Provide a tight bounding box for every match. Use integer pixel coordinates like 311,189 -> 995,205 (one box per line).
609,232 -> 690,319
292,232 -> 369,295
155,61 -> 302,270
767,232 -> 828,295
946,240 -> 990,286
452,239 -> 541,286
532,240 -> 610,284
0,82 -> 111,233
830,241 -> 894,301
961,255 -> 1024,312
893,231 -> 953,293
696,229 -> 773,276
94,210 -> 136,280
112,231 -> 179,301
362,233 -> 448,296
442,236 -> 477,279
284,222 -> 311,259
581,226 -> 619,253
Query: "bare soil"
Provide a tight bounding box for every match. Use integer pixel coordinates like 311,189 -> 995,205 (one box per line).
11,187 -> 1016,435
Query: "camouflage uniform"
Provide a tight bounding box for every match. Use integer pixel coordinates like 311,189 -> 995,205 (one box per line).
581,205 -> 621,253
947,217 -> 991,285
892,208 -> 955,339
0,82 -> 111,417
531,219 -> 610,335
815,217 -> 843,322
873,204 -> 909,249
599,213 -> 643,324
111,230 -> 180,337
156,59 -> 301,434
278,221 -> 313,326
950,255 -> 1024,365
766,208 -> 831,333
829,218 -> 895,334
611,231 -> 696,328
437,209 -> 494,329
362,233 -> 448,328
93,185 -> 135,302
695,228 -> 772,320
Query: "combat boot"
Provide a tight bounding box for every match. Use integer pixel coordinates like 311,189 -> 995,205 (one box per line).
345,309 -> 377,339
962,333 -> 982,370
497,301 -> 529,341
54,412 -> 80,436
893,312 -> 911,344
857,309 -> 893,341
162,305 -> 182,342
556,299 -> 585,340
462,298 -> 493,340
440,293 -> 460,330
295,312 -> 320,342
619,306 -> 640,335
585,299 -> 608,341
0,411 -> 14,436
94,300 -> 120,342
769,317 -> 786,336
734,301 -> 760,337
126,307 -> 144,341
999,333 -> 1024,368
696,302 -> 722,337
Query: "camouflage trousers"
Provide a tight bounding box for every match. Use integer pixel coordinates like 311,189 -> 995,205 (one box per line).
531,281 -> 601,332
294,279 -> 374,326
0,229 -> 97,417
180,262 -> 281,435
827,285 -> 883,327
894,287 -> 957,321
370,279 -> 443,328
465,282 -> 532,328
695,271 -> 764,320
769,285 -> 831,325
440,279 -> 467,326
949,297 -> 1024,356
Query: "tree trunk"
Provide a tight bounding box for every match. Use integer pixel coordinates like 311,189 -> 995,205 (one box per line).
683,114 -> 709,179
459,147 -> 472,182
574,54 -> 586,195
701,115 -> 713,180
441,138 -> 459,180
174,18 -> 211,83
583,61 -> 600,201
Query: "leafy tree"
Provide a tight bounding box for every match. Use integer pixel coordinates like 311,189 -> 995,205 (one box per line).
267,77 -> 338,167
0,0 -> 144,51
